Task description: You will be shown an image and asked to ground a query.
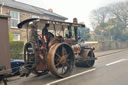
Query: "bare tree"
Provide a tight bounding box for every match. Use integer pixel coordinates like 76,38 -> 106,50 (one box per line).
90,7 -> 109,29
109,2 -> 128,28
90,1 -> 128,41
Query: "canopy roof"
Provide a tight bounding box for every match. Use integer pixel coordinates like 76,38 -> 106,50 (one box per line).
18,18 -> 85,29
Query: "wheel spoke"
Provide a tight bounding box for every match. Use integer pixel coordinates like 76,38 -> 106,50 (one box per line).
67,59 -> 72,62
61,66 -> 64,73
56,53 -> 61,59
64,53 -> 70,58
62,46 -> 65,56
66,62 -> 70,68
63,65 -> 66,71
56,62 -> 60,67
61,64 -> 66,73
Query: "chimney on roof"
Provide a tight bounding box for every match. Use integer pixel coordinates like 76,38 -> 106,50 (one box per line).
48,8 -> 53,12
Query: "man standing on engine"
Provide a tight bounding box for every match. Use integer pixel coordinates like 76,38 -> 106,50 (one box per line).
42,23 -> 50,47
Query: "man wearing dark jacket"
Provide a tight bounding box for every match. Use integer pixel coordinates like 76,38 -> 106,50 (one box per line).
42,23 -> 49,46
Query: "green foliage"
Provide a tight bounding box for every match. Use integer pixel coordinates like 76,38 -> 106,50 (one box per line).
79,27 -> 90,41
9,32 -> 13,42
94,18 -> 127,41
10,41 -> 24,59
64,27 -> 90,41
119,31 -> 128,41
91,1 -> 128,41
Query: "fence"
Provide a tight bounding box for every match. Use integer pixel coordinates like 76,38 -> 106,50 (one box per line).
87,41 -> 128,51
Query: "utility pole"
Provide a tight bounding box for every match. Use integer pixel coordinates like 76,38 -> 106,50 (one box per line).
0,1 -> 5,14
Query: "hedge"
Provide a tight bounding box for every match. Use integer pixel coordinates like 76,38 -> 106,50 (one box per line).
10,41 -> 24,59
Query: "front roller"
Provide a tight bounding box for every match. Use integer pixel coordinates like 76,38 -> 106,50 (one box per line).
75,49 -> 95,67
47,43 -> 75,78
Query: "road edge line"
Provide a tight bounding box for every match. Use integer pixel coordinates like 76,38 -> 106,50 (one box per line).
106,58 -> 128,66
97,49 -> 128,58
46,68 -> 96,85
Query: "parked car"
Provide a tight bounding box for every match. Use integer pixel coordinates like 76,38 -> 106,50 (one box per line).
10,59 -> 24,76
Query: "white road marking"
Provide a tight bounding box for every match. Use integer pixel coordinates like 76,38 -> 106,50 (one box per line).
46,68 -> 96,85
98,49 -> 128,59
97,50 -> 128,59
106,59 -> 128,66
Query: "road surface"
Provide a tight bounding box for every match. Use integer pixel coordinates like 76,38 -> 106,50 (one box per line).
7,49 -> 128,85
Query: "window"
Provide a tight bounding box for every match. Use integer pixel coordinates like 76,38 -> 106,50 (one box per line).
32,15 -> 39,18
10,11 -> 20,28
13,34 -> 20,41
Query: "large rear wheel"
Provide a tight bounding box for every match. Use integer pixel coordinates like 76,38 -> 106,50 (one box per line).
48,43 -> 74,78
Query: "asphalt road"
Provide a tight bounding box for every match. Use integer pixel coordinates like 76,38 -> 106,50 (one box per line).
7,50 -> 128,85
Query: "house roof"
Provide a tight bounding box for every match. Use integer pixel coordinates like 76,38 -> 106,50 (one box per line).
0,0 -> 68,20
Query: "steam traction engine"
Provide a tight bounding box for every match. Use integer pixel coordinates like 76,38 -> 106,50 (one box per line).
18,18 -> 96,78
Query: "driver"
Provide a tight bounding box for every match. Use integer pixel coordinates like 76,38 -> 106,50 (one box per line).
41,23 -> 54,49
42,23 -> 49,47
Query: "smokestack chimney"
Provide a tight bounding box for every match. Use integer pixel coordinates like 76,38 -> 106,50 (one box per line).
48,8 -> 53,12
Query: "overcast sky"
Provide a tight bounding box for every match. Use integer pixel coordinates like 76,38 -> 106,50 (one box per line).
16,0 -> 126,30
